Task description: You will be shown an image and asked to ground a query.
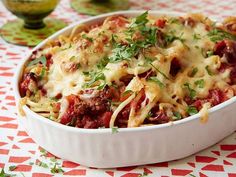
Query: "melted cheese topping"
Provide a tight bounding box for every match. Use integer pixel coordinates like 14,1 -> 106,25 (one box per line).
21,12 -> 236,128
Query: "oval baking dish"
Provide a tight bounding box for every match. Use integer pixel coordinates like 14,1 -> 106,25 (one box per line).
14,10 -> 236,168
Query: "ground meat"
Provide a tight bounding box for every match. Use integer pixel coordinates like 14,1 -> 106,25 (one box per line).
214,40 -> 236,64
145,110 -> 170,124
192,89 -> 227,110
170,58 -> 181,77
214,40 -> 236,83
20,72 -> 37,97
59,87 -> 116,128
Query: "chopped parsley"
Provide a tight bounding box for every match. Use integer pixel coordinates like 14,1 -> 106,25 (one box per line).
190,67 -> 198,77
39,67 -> 46,80
187,106 -> 198,116
146,111 -> 153,119
183,83 -> 196,100
0,168 -> 14,177
193,33 -> 201,40
36,161 -> 49,168
190,174 -> 197,177
130,11 -> 148,27
111,127 -> 119,134
163,31 -> 185,47
139,25 -> 158,46
206,50 -> 214,57
50,157 -> 57,163
69,56 -> 76,62
50,164 -> 64,174
96,57 -> 109,70
81,34 -> 93,42
173,111 -> 182,120
168,17 -> 180,24
207,28 -> 236,42
40,148 -> 47,157
194,79 -> 205,88
108,43 -> 138,63
83,71 -> 106,90
122,90 -> 134,96
205,65 -> 213,75
138,171 -> 149,177
148,77 -> 164,88
8,166 -> 16,171
150,63 -> 169,80
28,56 -> 47,67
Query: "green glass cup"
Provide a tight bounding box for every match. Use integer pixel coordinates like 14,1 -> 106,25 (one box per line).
0,0 -> 67,46
2,0 -> 59,29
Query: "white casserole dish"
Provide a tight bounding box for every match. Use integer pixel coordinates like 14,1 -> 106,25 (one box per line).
14,10 -> 236,168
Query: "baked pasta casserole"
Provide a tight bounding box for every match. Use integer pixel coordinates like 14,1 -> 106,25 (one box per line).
19,12 -> 236,129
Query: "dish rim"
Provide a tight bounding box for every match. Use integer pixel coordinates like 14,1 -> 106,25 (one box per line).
14,10 -> 236,134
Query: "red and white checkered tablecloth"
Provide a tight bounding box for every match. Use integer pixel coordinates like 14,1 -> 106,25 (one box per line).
0,0 -> 236,176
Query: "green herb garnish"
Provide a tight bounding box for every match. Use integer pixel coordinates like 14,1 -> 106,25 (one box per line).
50,164 -> 64,174
194,79 -> 205,88
206,50 -> 214,57
193,33 -> 201,40
8,166 -> 16,172
39,67 -> 46,80
130,11 -> 148,27
150,63 -> 169,80
122,90 -> 134,96
40,148 -> 47,156
173,111 -> 182,120
187,106 -> 198,116
205,65 -> 213,76
36,161 -> 49,168
83,71 -> 106,89
148,77 -> 164,88
138,171 -> 148,177
146,111 -> 153,119
190,67 -> 198,77
108,43 -> 138,63
81,34 -> 93,42
0,168 -> 13,177
96,57 -> 109,70
168,17 -> 180,24
28,56 -> 47,67
111,127 -> 119,134
163,31 -> 185,47
184,83 -> 196,100
207,28 -> 236,42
